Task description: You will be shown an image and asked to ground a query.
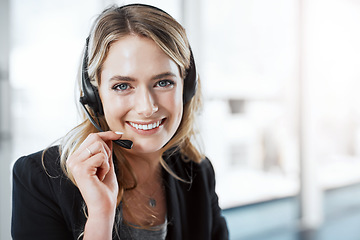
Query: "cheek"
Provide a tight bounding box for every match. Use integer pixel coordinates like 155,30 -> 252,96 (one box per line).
104,98 -> 127,114
99,89 -> 129,128
172,85 -> 184,123
163,86 -> 183,110
164,91 -> 183,127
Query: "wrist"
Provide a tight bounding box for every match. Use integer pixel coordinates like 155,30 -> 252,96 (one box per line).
83,214 -> 115,240
85,197 -> 117,219
87,205 -> 117,219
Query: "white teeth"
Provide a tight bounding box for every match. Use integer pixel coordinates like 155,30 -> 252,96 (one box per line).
130,120 -> 162,130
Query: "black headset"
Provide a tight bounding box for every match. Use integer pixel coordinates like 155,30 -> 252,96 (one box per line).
80,4 -> 198,149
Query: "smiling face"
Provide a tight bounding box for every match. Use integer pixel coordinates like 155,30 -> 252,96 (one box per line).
99,35 -> 184,155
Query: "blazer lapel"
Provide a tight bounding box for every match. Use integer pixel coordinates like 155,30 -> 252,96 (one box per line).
163,168 -> 182,240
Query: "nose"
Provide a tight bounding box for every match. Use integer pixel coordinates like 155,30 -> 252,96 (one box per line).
134,88 -> 158,117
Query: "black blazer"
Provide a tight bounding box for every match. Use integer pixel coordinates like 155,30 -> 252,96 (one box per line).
12,146 -> 229,240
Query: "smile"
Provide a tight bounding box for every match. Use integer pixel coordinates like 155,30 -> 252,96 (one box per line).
128,119 -> 165,131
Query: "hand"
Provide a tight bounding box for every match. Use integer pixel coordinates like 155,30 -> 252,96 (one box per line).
66,131 -> 122,219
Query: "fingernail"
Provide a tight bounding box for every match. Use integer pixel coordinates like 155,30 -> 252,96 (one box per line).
115,131 -> 123,135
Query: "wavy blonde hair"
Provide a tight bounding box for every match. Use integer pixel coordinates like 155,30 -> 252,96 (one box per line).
60,4 -> 203,205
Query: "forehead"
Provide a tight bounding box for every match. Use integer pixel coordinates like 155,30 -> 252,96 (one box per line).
101,35 -> 180,80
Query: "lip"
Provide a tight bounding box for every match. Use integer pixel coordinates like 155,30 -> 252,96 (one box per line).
126,118 -> 166,135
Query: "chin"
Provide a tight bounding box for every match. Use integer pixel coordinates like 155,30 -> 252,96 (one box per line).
129,138 -> 168,154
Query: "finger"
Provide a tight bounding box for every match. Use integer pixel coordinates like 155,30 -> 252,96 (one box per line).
97,131 -> 123,141
102,154 -> 117,187
78,141 -> 110,163
97,131 -> 123,152
78,131 -> 122,153
83,152 -> 110,181
67,151 -> 108,184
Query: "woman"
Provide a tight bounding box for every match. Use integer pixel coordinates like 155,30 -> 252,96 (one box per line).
12,4 -> 228,240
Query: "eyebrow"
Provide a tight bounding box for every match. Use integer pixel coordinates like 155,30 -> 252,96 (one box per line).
108,72 -> 177,82
109,75 -> 135,82
151,72 -> 177,80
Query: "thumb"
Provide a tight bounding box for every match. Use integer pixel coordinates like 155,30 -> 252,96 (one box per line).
104,131 -> 124,152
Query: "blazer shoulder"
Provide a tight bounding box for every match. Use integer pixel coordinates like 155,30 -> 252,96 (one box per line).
165,152 -> 216,186
13,146 -> 64,185
12,146 -> 79,239
192,157 -> 217,180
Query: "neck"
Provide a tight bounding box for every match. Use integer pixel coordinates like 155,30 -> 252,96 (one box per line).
120,150 -> 167,226
122,151 -> 163,186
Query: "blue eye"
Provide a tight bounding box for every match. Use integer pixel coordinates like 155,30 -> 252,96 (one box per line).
113,83 -> 130,91
156,80 -> 174,88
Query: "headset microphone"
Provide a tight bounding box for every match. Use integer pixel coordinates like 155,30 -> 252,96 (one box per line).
80,37 -> 133,149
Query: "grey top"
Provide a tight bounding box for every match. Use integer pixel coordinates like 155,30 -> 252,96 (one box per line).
118,204 -> 167,240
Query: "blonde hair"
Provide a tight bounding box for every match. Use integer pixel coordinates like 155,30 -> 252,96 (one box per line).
60,4 -> 203,209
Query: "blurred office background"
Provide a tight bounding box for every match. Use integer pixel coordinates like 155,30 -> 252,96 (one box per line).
1,0 -> 360,239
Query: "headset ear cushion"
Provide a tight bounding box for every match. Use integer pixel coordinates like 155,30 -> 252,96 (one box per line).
80,38 -> 104,115
183,49 -> 197,104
